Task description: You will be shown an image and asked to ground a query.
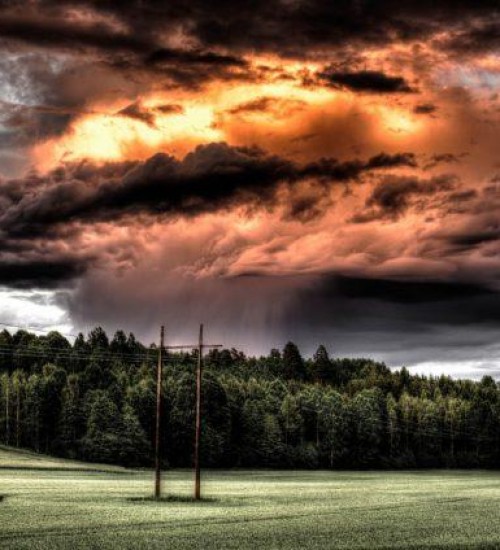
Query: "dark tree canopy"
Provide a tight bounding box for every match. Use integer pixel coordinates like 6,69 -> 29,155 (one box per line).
0,327 -> 499,469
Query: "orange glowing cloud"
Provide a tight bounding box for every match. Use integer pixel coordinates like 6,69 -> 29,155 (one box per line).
31,56 -> 432,171
33,101 -> 223,169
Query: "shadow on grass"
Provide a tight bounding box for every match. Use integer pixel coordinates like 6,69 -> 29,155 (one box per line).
128,495 -> 218,504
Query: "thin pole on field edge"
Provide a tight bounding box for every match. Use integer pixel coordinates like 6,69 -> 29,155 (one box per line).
194,324 -> 203,500
192,325 -> 221,500
154,325 -> 164,499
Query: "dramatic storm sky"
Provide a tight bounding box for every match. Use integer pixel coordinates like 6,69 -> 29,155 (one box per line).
0,1 -> 499,377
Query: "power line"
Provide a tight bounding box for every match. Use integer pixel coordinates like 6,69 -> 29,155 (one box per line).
0,344 -> 204,363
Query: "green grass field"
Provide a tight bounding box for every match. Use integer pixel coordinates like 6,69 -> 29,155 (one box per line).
1,448 -> 499,549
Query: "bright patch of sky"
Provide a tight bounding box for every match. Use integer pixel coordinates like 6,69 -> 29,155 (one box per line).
408,359 -> 500,381
437,64 -> 500,91
0,287 -> 74,338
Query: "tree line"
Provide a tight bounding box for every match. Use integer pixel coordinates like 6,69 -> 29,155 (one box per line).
0,327 -> 499,469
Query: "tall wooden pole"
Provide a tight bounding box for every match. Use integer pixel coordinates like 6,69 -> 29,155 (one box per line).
194,323 -> 203,500
154,325 -> 164,499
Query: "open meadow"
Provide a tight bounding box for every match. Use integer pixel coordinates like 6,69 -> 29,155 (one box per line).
1,447 -> 500,550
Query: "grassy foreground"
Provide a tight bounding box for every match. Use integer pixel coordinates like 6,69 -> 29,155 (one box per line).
0,450 -> 500,549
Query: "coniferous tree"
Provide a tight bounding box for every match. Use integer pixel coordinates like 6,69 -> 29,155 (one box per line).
59,374 -> 84,458
110,330 -> 128,358
41,332 -> 71,367
81,390 -> 122,464
0,330 -> 13,373
88,327 -> 109,355
321,390 -> 349,467
11,370 -> 25,447
386,393 -> 400,460
71,333 -> 89,373
282,342 -> 306,381
352,389 -> 383,466
25,373 -> 44,452
120,404 -> 150,466
0,373 -> 12,445
311,345 -> 332,384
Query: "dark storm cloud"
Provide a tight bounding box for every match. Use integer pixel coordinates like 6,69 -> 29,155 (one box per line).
116,102 -> 156,126
145,48 -> 247,68
69,269 -> 500,369
351,174 -> 456,222
326,275 -> 494,304
422,199 -> 500,255
413,103 -> 437,115
318,69 -> 414,93
228,97 -> 281,115
0,258 -> 87,288
0,100 -> 82,147
448,229 -> 500,247
442,20 -> 500,55
0,8 -> 249,72
154,104 -> 184,114
111,47 -> 251,90
447,189 -> 478,203
437,220 -> 500,250
280,273 -> 500,367
423,153 -> 467,171
0,143 -> 416,238
0,13 -> 154,53
1,2 -> 498,65
103,0 -> 498,56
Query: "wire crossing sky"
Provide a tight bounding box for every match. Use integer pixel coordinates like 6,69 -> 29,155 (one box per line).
0,1 -> 499,377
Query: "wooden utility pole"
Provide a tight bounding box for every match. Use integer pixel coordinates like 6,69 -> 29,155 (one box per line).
151,324 -> 221,502
192,324 -> 222,500
5,380 -> 9,446
154,325 -> 164,499
194,324 -> 203,500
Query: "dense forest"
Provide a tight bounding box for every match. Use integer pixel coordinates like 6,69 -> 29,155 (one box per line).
0,327 -> 499,469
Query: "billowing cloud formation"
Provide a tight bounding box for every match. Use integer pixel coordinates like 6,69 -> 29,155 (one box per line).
0,0 -> 499,375
0,143 -> 415,238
